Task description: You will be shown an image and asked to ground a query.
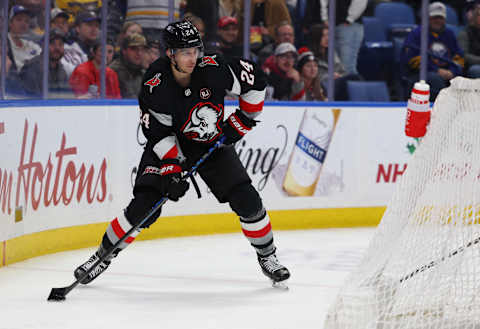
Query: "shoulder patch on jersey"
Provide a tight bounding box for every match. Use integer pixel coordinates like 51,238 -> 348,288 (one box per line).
144,73 -> 162,93
198,55 -> 219,67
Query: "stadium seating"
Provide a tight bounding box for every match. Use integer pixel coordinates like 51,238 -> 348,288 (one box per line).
374,2 -> 416,40
346,81 -> 390,101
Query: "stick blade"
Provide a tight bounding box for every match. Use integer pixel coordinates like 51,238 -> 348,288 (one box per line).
47,287 -> 67,302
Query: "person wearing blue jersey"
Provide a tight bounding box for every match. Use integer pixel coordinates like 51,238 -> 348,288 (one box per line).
401,2 -> 464,101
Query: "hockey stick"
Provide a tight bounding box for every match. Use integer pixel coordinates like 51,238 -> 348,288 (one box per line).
399,234 -> 480,283
47,135 -> 226,301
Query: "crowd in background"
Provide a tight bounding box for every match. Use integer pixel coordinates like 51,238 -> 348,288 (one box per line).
0,0 -> 479,102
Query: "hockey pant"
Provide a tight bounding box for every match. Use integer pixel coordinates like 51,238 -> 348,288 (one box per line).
100,145 -> 276,257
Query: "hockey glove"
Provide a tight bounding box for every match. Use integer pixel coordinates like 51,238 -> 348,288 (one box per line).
222,110 -> 257,145
158,160 -> 189,201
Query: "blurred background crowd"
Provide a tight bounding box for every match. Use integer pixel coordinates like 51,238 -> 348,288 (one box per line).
0,0 -> 477,102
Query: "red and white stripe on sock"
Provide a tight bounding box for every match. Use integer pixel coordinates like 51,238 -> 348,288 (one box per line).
240,209 -> 275,255
105,213 -> 140,250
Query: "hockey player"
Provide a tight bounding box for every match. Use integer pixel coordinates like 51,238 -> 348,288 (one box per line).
74,20 -> 290,286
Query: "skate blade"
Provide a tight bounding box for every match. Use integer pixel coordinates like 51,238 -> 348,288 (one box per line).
271,280 -> 289,290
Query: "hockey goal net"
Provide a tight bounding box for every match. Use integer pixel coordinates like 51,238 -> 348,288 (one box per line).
324,77 -> 480,329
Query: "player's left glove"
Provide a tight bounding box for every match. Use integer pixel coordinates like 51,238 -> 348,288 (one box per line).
222,110 -> 257,145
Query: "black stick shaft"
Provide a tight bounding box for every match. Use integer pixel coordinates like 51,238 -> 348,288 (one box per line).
399,235 -> 480,283
49,136 -> 226,299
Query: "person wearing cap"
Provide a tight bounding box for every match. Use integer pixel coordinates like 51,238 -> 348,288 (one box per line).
457,5 -> 480,78
259,21 -> 295,69
7,5 -> 41,72
115,22 -> 144,60
142,39 -> 162,70
265,42 -> 302,100
292,47 -> 325,101
61,10 -> 100,77
217,16 -> 243,61
69,38 -> 121,99
50,8 -> 70,36
401,1 -> 464,101
109,33 -> 147,98
19,29 -> 71,98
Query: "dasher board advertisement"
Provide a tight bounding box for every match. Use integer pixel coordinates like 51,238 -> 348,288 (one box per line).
0,103 -> 415,240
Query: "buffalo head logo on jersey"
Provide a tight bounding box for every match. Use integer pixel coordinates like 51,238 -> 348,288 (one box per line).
181,102 -> 223,142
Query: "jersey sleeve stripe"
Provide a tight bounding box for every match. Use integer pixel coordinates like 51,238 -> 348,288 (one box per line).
227,65 -> 241,95
153,136 -> 179,160
240,88 -> 266,105
148,109 -> 173,126
239,98 -> 264,113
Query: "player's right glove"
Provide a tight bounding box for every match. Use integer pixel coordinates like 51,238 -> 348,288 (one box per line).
222,109 -> 257,145
158,160 -> 189,201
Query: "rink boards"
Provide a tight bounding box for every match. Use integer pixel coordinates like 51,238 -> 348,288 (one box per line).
0,100 -> 415,265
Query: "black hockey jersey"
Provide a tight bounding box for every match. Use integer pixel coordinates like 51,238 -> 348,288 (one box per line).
138,54 -> 267,164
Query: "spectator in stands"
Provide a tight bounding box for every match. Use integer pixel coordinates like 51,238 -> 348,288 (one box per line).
457,6 -> 480,78
19,29 -> 71,97
238,0 -> 291,53
142,39 -> 162,69
401,2 -> 464,101
465,0 -> 480,26
217,16 -> 243,60
184,0 -> 219,44
7,5 -> 41,73
291,47 -> 325,101
265,42 -> 302,100
259,21 -> 295,67
242,0 -> 291,37
110,33 -> 146,98
69,39 -> 121,99
183,14 -> 219,53
50,8 -> 70,36
116,22 -> 144,55
310,24 -> 361,101
320,0 -> 368,75
126,0 -> 181,45
62,11 -> 100,77
15,0 -> 45,43
219,0 -> 241,18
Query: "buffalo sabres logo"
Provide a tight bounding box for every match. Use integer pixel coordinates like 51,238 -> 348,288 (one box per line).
199,88 -> 211,99
144,73 -> 162,93
181,102 -> 223,142
198,55 -> 219,67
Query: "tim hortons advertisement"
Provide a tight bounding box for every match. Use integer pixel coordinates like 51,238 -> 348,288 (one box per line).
0,103 -> 416,240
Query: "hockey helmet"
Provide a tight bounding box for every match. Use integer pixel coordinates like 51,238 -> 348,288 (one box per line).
163,20 -> 203,51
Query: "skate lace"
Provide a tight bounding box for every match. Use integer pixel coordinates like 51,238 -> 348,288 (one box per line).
261,255 -> 284,273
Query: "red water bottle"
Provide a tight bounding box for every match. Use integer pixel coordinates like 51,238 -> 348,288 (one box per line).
405,81 -> 430,138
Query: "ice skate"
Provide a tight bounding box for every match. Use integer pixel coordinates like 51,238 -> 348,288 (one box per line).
74,247 -> 112,285
258,253 -> 290,289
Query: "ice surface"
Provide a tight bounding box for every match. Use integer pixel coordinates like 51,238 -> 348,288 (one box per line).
0,228 -> 374,329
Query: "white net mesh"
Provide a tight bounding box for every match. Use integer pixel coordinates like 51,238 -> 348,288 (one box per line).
324,77 -> 480,329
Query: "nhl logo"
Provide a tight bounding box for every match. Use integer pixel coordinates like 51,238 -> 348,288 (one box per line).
185,88 -> 192,96
200,88 -> 211,99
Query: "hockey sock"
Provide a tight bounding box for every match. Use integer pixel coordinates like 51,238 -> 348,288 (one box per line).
239,207 -> 276,257
100,212 -> 141,256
